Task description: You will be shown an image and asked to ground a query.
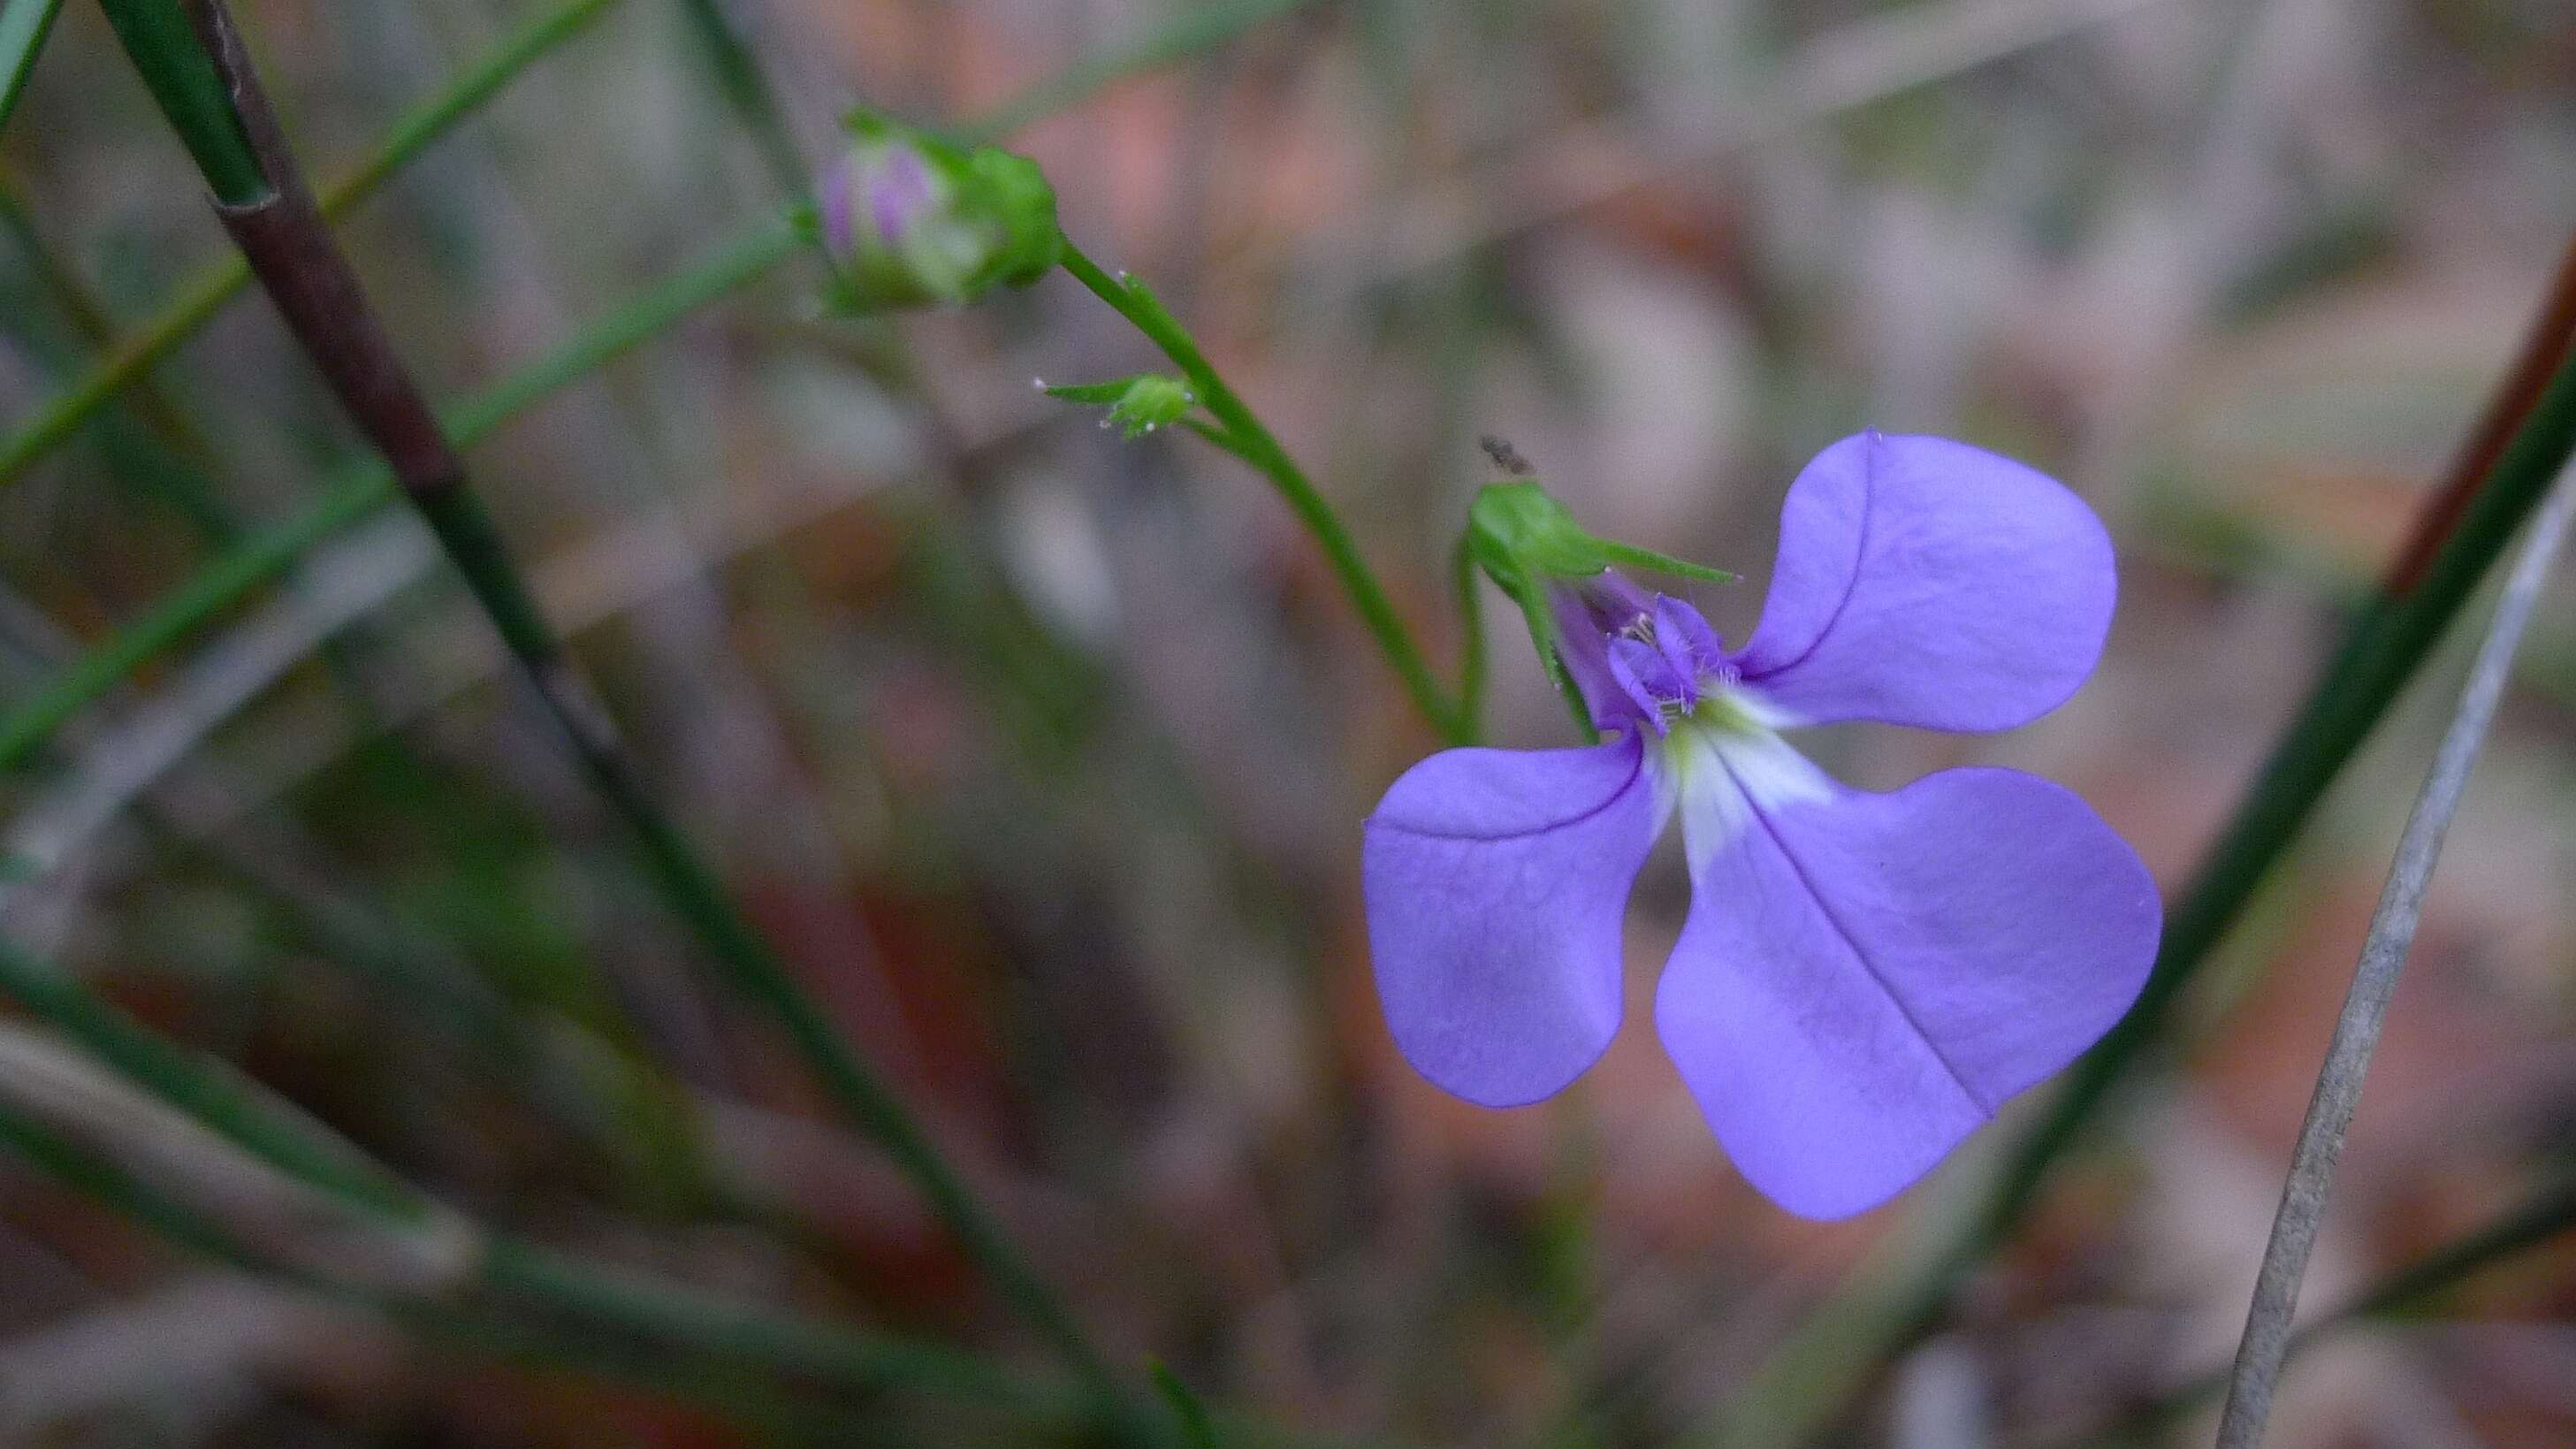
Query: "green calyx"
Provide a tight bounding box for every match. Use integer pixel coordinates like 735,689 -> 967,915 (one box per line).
819,111 -> 1063,312
1040,373 -> 1197,439
1466,482 -> 1734,584
1462,480 -> 1735,729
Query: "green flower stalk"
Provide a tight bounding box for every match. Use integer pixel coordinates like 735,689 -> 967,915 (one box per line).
814,113 -> 1060,310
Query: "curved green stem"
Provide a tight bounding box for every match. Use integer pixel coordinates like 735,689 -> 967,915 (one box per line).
1057,240 -> 1467,744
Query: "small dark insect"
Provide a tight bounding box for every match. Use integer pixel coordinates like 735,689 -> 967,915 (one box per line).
1480,435 -> 1534,477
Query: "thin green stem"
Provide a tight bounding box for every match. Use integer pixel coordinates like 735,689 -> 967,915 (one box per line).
1057,240 -> 1467,744
0,940 -> 416,1216
0,172 -> 242,537
0,0 -> 1336,767
0,172 -> 226,470
673,0 -> 809,195
0,216 -> 798,772
480,1238 -> 1067,1412
1454,536 -> 1488,740
0,1011 -> 1059,1422
0,1098 -> 258,1266
327,0 -> 629,202
0,0 -> 64,135
0,0 -> 627,487
956,0 -> 1322,145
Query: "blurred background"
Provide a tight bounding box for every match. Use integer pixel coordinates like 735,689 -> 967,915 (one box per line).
3,0 -> 2575,1443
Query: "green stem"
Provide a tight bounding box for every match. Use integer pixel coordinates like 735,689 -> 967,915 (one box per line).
1057,240 -> 1467,744
1453,535 -> 1487,740
956,0 -> 1322,145
0,172 -> 241,537
0,0 -> 65,136
0,940 -> 417,1216
0,1097 -> 262,1265
0,1057 -> 1062,1424
329,0 -> 628,204
499,616 -> 1146,1423
0,216 -> 798,772
0,0 -> 627,487
672,0 -> 809,196
479,1238 -> 1069,1412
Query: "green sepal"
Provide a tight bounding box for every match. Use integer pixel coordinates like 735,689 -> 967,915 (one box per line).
1460,479 -> 1735,736
1041,373 -> 1197,439
1466,482 -> 1734,583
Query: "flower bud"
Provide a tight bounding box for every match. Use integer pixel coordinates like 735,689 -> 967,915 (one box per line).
815,113 -> 1063,310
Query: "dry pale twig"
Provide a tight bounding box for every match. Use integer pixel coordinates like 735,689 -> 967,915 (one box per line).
0,1273 -> 385,1441
2215,461 -> 2576,1445
0,1021 -> 481,1294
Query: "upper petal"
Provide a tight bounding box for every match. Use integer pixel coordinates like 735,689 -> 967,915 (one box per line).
1363,738 -> 1669,1108
1656,765 -> 2159,1219
1733,431 -> 2115,731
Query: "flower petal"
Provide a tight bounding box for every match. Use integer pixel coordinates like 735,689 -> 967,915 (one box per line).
1734,431 -> 2115,731
1551,572 -> 1657,733
1363,738 -> 1669,1107
1656,765 -> 2159,1218
1656,594 -> 1727,677
1609,637 -> 1685,730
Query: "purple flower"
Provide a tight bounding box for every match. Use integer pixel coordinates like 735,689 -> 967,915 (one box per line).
1361,431 -> 2161,1219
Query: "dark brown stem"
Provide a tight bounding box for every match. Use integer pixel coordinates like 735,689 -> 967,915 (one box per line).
185,0 -> 465,502
2383,231 -> 2576,597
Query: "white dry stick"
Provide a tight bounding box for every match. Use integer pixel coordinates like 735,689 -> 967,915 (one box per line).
6,461 -> 883,937
0,515 -> 439,950
0,1022 -> 482,1294
2215,464 -> 2576,1447
0,1273 -> 385,1441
